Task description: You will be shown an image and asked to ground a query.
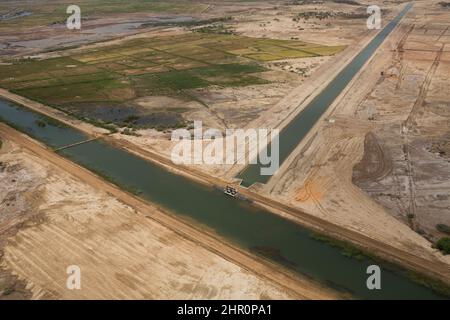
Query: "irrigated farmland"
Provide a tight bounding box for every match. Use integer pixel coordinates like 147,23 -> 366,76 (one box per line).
0,33 -> 344,131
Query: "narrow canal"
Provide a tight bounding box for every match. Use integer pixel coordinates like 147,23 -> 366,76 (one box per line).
0,98 -> 446,299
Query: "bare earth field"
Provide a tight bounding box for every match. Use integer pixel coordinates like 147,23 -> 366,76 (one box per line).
352,6 -> 450,242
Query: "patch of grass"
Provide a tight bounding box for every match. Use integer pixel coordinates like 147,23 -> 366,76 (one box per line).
436,237 -> 450,255
132,71 -> 208,96
193,63 -> 266,76
436,224 -> 450,235
0,33 -> 343,99
13,78 -> 134,105
32,116 -> 68,129
122,128 -> 141,136
207,75 -> 269,87
103,123 -> 119,134
244,53 -> 283,61
0,32 -> 345,130
406,270 -> 450,297
310,231 -> 450,297
300,46 -> 346,56
332,0 -> 361,5
0,57 -> 79,82
293,11 -> 333,21
132,63 -> 268,95
151,71 -> 209,90
74,116 -> 119,133
195,23 -> 235,35
124,115 -> 140,124
35,119 -> 46,127
310,232 -> 367,261
44,117 -> 68,129
2,287 -> 14,296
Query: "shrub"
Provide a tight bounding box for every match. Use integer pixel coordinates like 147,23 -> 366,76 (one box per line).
35,119 -> 46,127
2,287 -> 14,296
123,115 -> 140,124
436,237 -> 450,255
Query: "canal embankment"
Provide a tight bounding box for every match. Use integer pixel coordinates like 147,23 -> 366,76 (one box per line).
1,98 -> 449,299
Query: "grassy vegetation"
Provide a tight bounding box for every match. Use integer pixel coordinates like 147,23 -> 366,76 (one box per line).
310,232 -> 367,261
310,232 -> 450,297
122,127 -> 141,137
1,287 -> 14,296
194,23 -> 235,35
293,11 -> 333,21
0,32 -> 345,129
301,46 -> 346,56
0,33 -> 343,100
35,119 -> 47,128
436,224 -> 450,235
132,63 -> 268,96
406,270 -> 450,297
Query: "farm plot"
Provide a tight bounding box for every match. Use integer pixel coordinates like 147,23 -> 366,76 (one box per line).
0,33 -> 345,130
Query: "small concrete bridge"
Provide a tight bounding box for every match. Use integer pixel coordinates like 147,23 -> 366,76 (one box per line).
54,137 -> 100,152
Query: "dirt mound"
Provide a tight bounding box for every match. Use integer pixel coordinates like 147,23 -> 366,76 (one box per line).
352,132 -> 392,184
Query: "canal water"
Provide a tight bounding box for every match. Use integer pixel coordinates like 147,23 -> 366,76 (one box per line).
237,3 -> 413,186
0,99 -> 446,299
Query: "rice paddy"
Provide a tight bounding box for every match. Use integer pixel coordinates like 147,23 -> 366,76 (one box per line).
0,32 -> 345,129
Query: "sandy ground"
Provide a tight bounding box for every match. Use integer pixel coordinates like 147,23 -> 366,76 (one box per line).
352,4 -> 450,241
0,126 -> 338,300
264,0 -> 450,277
231,0 -> 394,44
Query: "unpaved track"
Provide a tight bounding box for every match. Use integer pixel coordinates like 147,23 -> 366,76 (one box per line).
0,123 -> 339,300
0,89 -> 107,137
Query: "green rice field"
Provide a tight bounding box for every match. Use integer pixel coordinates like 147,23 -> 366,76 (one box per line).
0,32 -> 345,129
